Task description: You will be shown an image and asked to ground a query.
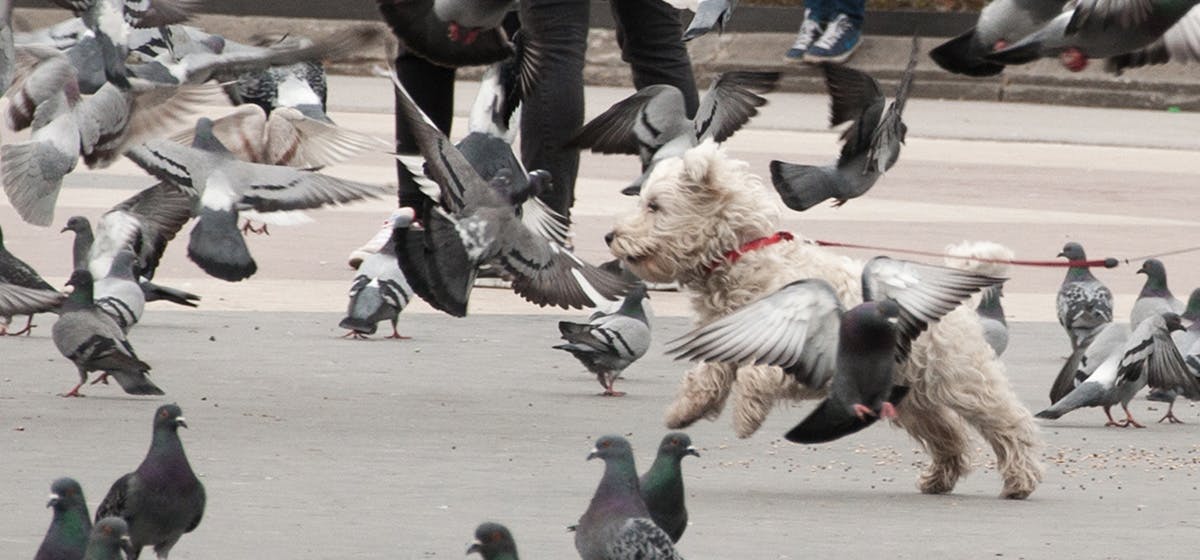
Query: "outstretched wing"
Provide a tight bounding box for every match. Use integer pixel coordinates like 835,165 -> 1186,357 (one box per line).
693,70 -> 779,142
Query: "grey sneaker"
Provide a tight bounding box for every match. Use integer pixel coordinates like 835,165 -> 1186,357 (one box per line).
785,9 -> 824,61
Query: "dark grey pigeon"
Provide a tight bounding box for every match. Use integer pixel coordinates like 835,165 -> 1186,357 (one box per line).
340,208 -> 415,340
433,0 -> 515,39
376,0 -> 516,68
570,71 -> 779,195
467,522 -> 520,560
96,404 -> 205,560
575,435 -> 683,560
0,223 -> 66,336
125,117 -> 390,282
389,74 -> 630,313
770,39 -> 918,211
392,213 -> 469,317
1130,258 -> 1184,327
1056,242 -> 1114,350
51,270 -> 162,397
1105,7 -> 1200,74
669,256 -> 1003,443
638,433 -> 699,543
977,285 -> 1009,356
554,283 -> 651,396
35,477 -> 92,560
929,0 -> 1064,76
1038,313 -> 1200,427
82,517 -> 132,560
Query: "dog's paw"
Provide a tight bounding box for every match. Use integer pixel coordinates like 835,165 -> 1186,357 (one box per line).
999,470 -> 1040,500
917,463 -> 962,495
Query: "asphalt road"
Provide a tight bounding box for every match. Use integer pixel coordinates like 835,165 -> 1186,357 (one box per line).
2,75 -> 1199,559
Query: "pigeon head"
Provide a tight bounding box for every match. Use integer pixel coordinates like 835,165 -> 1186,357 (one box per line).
47,477 -> 86,510
467,522 -> 518,559
587,435 -> 634,462
61,215 -> 92,235
841,300 -> 901,348
1162,312 -> 1185,333
191,118 -> 233,154
64,270 -> 95,303
154,404 -> 188,431
488,168 -> 517,201
1137,259 -> 1171,294
89,517 -> 132,554
1057,242 -> 1086,260
1184,288 -> 1200,322
655,432 -> 700,459
526,170 -> 553,197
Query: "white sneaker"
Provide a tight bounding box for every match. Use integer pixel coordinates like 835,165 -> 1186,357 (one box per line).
347,209 -> 409,269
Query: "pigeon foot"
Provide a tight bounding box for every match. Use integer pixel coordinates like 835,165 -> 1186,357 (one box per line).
90,373 -> 111,385
341,331 -> 369,340
1059,48 -> 1088,72
599,390 -> 627,397
240,220 -> 270,235
384,330 -> 411,340
1158,411 -> 1183,424
60,384 -> 86,398
5,316 -> 35,336
852,403 -> 875,419
879,401 -> 898,419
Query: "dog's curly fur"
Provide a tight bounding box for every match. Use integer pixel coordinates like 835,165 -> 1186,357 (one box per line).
607,142 -> 1043,499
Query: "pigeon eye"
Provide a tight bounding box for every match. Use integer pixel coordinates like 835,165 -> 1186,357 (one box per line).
491,531 -> 501,541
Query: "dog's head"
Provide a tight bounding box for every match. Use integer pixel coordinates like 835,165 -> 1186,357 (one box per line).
606,141 -> 780,284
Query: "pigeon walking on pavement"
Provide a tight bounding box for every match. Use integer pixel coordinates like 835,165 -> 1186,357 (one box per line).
639,433 -> 699,543
575,435 -> 683,560
467,522 -> 520,560
340,209 -> 415,340
1056,242 -> 1114,350
669,256 -> 1003,443
770,38 -> 918,211
0,223 -> 66,336
81,518 -> 132,560
95,404 -> 205,560
52,270 -> 162,397
976,285 -> 1009,357
1038,313 -> 1200,427
553,283 -> 651,396
1130,258 -> 1185,327
35,477 -> 92,560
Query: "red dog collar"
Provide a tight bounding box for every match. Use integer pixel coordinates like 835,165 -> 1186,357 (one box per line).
706,231 -> 795,273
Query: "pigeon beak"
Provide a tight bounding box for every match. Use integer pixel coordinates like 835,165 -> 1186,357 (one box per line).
46,493 -> 60,508
175,417 -> 188,429
120,535 -> 134,553
587,448 -> 599,461
466,541 -> 482,555
1056,251 -> 1065,258
60,225 -> 70,233
1137,265 -> 1147,274
685,446 -> 700,458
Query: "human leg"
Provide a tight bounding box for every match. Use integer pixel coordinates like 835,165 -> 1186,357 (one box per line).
610,0 -> 698,117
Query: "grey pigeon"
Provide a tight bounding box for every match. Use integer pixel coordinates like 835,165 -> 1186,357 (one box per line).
467,522 -> 520,560
0,223 -> 66,336
639,433 -> 699,543
929,0 -> 1065,76
35,477 -> 92,560
1156,287 -> 1200,423
0,0 -> 12,96
770,39 -> 918,211
82,518 -> 132,560
668,256 -> 1003,443
1038,313 -> 1200,427
125,117 -> 390,281
389,75 -> 630,313
433,0 -> 515,41
376,0 -> 516,68
340,208 -> 415,340
553,283 -> 651,396
89,249 -> 145,334
95,403 -> 205,560
985,0 -> 1200,71
575,435 -> 683,560
51,270 -> 162,397
663,0 -> 740,41
977,284 -> 1009,357
1130,258 -> 1184,328
1105,6 -> 1200,73
1056,242 -> 1114,350
570,71 -> 780,195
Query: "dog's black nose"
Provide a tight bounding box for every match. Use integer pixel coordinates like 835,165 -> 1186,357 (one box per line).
604,231 -> 615,245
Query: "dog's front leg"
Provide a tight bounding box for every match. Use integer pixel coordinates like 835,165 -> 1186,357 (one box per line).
664,362 -> 737,429
730,365 -> 816,438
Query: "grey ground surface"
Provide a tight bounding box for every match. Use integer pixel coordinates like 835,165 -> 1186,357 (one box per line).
2,74 -> 1199,559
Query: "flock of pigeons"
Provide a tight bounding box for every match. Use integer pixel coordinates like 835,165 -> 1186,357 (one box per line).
3,0 -> 1200,558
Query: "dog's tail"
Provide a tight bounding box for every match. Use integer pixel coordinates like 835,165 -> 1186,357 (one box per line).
943,240 -> 1014,278
769,160 -> 842,212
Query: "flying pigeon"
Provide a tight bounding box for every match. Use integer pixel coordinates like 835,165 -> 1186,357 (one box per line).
340,209 -> 415,340
125,117 -> 390,282
376,0 -> 516,67
432,0 -> 515,44
575,435 -> 683,560
639,433 -> 699,543
1105,6 -> 1200,73
35,477 -> 92,560
1055,242 -> 1114,350
663,0 -> 740,41
81,518 -> 132,560
929,0 -> 1066,76
1155,287 -> 1200,423
468,522 -> 520,560
570,70 -> 780,195
668,256 -> 1003,443
0,223 -> 66,336
1039,313 -> 1200,427
389,74 -> 630,313
977,285 -> 1009,357
984,0 -> 1200,71
51,270 -> 163,397
770,39 -> 918,211
95,404 -> 205,560
1130,258 -> 1184,328
553,283 -> 651,396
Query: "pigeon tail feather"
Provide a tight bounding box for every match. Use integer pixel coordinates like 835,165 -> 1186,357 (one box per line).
769,160 -> 841,211
929,28 -> 1006,77
187,207 -> 257,282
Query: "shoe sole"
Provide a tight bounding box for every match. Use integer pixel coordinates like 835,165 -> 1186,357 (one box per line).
803,43 -> 861,64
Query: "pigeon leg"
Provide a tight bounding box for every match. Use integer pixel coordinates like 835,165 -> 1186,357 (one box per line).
1116,404 -> 1146,428
852,403 -> 875,419
879,401 -> 899,419
448,21 -> 462,42
385,322 -> 411,340
6,315 -> 36,336
598,372 -> 626,397
60,368 -> 88,397
1157,401 -> 1184,424
1059,48 -> 1088,72
240,220 -> 270,235
341,331 -> 369,340
90,373 -> 111,385
463,28 -> 480,45
1102,405 -> 1122,427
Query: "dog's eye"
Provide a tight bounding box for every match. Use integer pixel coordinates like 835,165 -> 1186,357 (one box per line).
646,200 -> 661,213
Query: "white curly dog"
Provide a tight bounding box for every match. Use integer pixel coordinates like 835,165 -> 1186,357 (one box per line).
606,141 -> 1043,499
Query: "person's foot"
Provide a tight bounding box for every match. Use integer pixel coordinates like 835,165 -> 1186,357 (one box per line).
803,13 -> 862,64
785,9 -> 824,61
347,210 -> 407,269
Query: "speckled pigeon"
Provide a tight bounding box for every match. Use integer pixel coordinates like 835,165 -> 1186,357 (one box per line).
82,517 -> 132,560
468,522 -> 520,560
1056,242 -> 1113,350
1130,258 -> 1185,327
669,256 -> 1003,443
35,477 -> 92,560
639,433 -> 699,543
95,404 -> 205,560
554,283 -> 651,396
51,270 -> 162,397
770,39 -> 918,211
340,208 -> 415,340
0,223 -> 65,336
575,435 -> 683,560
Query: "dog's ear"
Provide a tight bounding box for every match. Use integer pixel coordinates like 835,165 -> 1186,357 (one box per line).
680,140 -> 724,196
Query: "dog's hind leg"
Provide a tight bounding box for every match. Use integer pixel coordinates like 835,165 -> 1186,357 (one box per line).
896,395 -> 973,496
729,365 -> 821,438
665,362 -> 737,429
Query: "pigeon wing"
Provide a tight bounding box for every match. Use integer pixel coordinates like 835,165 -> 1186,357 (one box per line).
263,107 -> 390,168
214,161 -> 389,213
822,63 -> 885,163
490,216 -> 632,309
693,70 -> 779,142
1105,7 -> 1200,72
865,37 -> 917,174
1066,0 -> 1156,34
567,86 -> 674,156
